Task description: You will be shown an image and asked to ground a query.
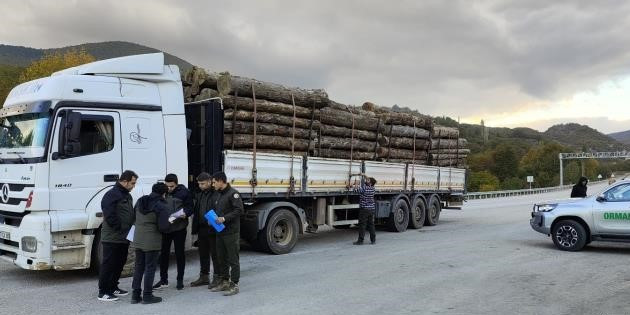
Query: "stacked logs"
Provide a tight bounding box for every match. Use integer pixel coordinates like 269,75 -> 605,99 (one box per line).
183,67 -> 467,167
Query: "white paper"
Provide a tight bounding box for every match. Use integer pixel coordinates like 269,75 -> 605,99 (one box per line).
169,209 -> 185,224
126,225 -> 135,242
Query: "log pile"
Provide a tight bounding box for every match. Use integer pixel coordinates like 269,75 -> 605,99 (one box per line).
183,67 -> 468,167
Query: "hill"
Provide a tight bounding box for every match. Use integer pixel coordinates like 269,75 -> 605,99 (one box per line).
608,130 -> 630,145
0,41 -> 192,71
433,117 -> 628,153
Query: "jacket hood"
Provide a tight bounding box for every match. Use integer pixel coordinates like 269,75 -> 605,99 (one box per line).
136,192 -> 165,214
171,184 -> 190,199
578,177 -> 588,186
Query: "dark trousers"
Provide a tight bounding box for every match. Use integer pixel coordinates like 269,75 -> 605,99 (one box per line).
198,228 -> 219,277
132,249 -> 160,297
98,242 -> 129,295
217,232 -> 240,284
358,208 -> 376,243
159,228 -> 187,282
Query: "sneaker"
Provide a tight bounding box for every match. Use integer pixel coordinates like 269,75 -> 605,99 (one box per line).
223,282 -> 239,296
353,241 -> 364,245
370,240 -> 376,245
152,281 -> 169,290
207,277 -> 221,290
131,290 -> 142,304
97,293 -> 119,302
113,288 -> 128,296
176,280 -> 184,290
142,294 -> 163,304
190,274 -> 209,287
210,280 -> 230,292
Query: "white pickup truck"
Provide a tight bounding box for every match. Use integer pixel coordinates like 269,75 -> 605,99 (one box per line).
0,53 -> 466,271
531,180 -> 630,251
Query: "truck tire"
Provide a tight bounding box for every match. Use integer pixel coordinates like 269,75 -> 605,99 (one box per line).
425,196 -> 441,226
386,198 -> 409,232
551,220 -> 587,251
408,196 -> 426,229
257,209 -> 299,254
89,230 -> 103,274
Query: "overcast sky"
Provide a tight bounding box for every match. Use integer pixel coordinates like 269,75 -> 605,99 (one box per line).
2,0 -> 630,133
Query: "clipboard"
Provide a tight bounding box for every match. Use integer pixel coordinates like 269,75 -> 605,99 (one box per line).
204,209 -> 225,232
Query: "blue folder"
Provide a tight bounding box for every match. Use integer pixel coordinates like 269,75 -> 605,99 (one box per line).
204,209 -> 225,233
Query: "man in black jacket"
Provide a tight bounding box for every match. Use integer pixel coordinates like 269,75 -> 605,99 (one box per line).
154,174 -> 194,290
98,170 -> 138,302
209,171 -> 243,296
571,176 -> 588,198
190,172 -> 221,289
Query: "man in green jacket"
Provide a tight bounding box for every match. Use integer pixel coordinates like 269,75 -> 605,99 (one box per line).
131,182 -> 171,305
97,170 -> 138,302
209,171 -> 243,296
190,172 -> 221,289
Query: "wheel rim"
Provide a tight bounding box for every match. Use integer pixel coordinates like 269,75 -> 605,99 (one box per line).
430,203 -> 438,220
395,206 -> 405,224
413,205 -> 422,224
555,225 -> 579,248
272,219 -> 293,246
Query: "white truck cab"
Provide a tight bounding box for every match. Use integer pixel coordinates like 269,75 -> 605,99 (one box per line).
0,53 -> 188,270
531,180 -> 630,251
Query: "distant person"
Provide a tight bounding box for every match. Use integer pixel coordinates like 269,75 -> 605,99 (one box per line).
98,170 -> 138,302
131,182 -> 171,304
571,176 -> 588,198
353,176 -> 377,245
154,174 -> 194,291
210,171 -> 243,296
190,172 -> 222,289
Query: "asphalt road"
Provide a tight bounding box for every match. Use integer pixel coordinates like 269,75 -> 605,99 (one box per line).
1,182 -> 628,315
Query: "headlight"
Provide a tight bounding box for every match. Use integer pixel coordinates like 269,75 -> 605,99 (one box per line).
21,236 -> 37,253
536,204 -> 557,212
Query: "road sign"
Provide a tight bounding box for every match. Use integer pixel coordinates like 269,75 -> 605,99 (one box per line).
527,176 -> 534,183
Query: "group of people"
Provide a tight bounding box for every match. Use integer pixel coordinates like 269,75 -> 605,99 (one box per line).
96,170 -> 243,304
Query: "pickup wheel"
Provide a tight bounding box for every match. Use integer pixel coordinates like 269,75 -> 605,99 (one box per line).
551,220 -> 587,251
257,209 -> 299,255
387,198 -> 409,232
408,197 -> 426,229
89,230 -> 103,274
425,196 -> 441,226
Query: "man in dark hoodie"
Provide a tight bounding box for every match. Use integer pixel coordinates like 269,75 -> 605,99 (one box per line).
131,182 -> 171,304
98,170 -> 138,302
571,176 -> 588,198
154,174 -> 194,290
209,171 -> 243,296
190,172 -> 221,289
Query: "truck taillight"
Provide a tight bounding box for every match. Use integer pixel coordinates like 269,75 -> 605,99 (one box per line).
25,191 -> 33,208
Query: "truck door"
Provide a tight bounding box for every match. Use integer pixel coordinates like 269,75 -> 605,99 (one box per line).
49,110 -> 122,215
592,183 -> 630,235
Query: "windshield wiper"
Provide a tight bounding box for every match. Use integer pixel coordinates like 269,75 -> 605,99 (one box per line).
7,151 -> 26,163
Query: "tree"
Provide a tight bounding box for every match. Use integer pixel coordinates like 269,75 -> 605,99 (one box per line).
502,177 -> 525,190
492,143 -> 518,181
0,65 -> 24,105
18,48 -> 95,83
520,142 -> 571,187
469,171 -> 500,192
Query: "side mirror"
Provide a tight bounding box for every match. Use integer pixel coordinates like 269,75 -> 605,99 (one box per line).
596,195 -> 607,203
57,111 -> 82,158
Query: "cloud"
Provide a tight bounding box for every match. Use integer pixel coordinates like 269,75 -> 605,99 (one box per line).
2,0 -> 630,126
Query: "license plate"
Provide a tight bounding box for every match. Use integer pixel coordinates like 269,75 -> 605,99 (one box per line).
0,231 -> 10,240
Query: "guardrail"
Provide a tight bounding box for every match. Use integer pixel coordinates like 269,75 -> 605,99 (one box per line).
466,180 -> 606,200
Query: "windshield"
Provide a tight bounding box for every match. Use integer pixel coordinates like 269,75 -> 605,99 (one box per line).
0,112 -> 50,149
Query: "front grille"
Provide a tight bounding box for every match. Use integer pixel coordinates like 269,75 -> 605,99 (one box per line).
0,210 -> 29,227
1,239 -> 19,248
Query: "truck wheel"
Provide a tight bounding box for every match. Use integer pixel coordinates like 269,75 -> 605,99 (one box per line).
258,209 -> 299,254
408,197 -> 426,229
425,196 -> 441,226
387,198 -> 409,232
89,230 -> 103,274
551,220 -> 587,251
